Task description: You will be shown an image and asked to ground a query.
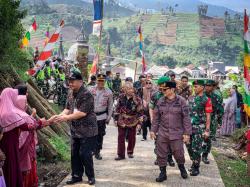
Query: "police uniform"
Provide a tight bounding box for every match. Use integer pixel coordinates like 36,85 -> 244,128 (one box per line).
65,71 -> 98,185
187,80 -> 213,176
88,74 -> 113,160
151,81 -> 192,182
149,76 -> 176,167
202,80 -> 224,163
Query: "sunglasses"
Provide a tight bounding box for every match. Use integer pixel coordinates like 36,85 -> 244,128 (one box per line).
146,82 -> 152,85
162,88 -> 170,92
97,79 -> 105,82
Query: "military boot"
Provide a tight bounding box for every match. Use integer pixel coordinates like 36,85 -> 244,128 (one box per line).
178,164 -> 188,179
156,166 -> 167,182
188,162 -> 195,172
189,162 -> 200,176
202,153 -> 210,164
167,154 -> 175,167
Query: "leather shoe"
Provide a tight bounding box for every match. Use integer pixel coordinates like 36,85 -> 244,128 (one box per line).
88,178 -> 95,185
95,152 -> 103,160
66,177 -> 82,185
115,156 -> 125,161
128,154 -> 134,158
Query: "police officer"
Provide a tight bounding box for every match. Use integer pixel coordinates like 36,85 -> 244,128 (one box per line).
187,80 -> 212,176
89,74 -> 113,160
202,80 -> 224,164
50,71 -> 98,185
150,81 -> 192,182
149,76 -> 176,167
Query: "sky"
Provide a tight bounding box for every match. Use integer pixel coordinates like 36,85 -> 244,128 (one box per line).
200,0 -> 250,12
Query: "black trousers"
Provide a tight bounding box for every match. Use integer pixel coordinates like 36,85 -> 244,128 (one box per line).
142,111 -> 151,139
71,137 -> 96,179
96,120 -> 106,152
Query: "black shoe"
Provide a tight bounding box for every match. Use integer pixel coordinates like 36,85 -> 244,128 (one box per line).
115,156 -> 125,161
128,154 -> 134,158
202,154 -> 210,164
66,177 -> 82,185
167,155 -> 175,167
189,163 -> 200,176
156,166 -> 167,182
188,163 -> 195,172
88,178 -> 95,185
178,164 -> 188,179
95,152 -> 103,160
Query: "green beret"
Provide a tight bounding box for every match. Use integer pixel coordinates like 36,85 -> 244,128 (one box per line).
157,76 -> 170,85
163,81 -> 176,88
193,80 -> 205,86
205,79 -> 216,86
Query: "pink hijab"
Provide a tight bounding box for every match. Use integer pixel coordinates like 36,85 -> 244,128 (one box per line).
0,88 -> 26,132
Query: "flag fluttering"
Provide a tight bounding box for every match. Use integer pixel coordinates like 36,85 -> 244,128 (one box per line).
27,20 -> 65,76
21,17 -> 37,48
93,0 -> 104,37
90,54 -> 99,76
243,10 -> 250,116
44,25 -> 50,47
137,25 -> 146,73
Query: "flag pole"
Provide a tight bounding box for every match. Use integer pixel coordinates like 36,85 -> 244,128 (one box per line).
134,61 -> 138,82
97,21 -> 103,74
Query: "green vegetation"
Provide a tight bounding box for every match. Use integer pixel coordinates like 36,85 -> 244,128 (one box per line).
213,150 -> 250,187
49,136 -> 70,161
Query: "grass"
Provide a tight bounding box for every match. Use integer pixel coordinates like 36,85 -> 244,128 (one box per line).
213,149 -> 250,187
49,136 -> 70,161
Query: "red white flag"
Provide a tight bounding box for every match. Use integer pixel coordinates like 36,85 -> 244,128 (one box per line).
142,54 -> 146,74
244,9 -> 250,42
28,20 -> 64,76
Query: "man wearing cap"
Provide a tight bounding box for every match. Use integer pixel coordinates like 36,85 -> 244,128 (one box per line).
88,74 -> 113,160
149,76 -> 176,167
202,80 -> 224,164
50,71 -> 98,185
187,80 -> 212,176
150,81 -> 192,182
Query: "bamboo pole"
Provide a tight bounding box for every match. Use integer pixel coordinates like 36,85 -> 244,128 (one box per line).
134,61 -> 138,82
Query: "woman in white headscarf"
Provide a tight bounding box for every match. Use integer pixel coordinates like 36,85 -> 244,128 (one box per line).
220,88 -> 237,136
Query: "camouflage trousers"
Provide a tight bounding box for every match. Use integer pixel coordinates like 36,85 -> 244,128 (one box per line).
186,133 -> 203,163
202,120 -> 217,155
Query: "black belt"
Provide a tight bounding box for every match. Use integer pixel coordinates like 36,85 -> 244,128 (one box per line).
95,111 -> 107,116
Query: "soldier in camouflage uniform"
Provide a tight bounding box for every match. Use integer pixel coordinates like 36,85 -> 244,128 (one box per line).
202,80 -> 224,164
187,80 -> 212,176
149,76 -> 175,167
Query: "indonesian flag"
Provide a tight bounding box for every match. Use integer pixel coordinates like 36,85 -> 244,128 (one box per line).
27,20 -> 65,76
21,17 -> 37,48
244,9 -> 250,42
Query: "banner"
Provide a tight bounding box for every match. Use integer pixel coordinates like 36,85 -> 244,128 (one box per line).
93,0 -> 104,36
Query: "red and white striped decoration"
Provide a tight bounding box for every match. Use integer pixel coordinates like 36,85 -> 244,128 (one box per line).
28,20 -> 64,76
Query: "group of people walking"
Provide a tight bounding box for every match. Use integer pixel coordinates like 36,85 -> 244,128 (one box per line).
0,68 -> 242,186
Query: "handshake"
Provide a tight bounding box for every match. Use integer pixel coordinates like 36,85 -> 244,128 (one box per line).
48,114 -> 69,124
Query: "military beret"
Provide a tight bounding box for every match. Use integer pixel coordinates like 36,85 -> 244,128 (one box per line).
162,81 -> 176,88
157,76 -> 170,85
205,79 -> 216,86
193,80 -> 205,86
97,74 -> 106,80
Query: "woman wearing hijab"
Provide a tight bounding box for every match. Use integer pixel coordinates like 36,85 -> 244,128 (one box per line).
0,88 -> 48,187
220,88 -> 237,136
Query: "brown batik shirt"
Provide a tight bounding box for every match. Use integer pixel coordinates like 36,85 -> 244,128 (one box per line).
66,86 -> 98,138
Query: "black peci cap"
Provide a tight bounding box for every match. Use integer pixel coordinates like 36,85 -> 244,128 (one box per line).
69,71 -> 83,80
